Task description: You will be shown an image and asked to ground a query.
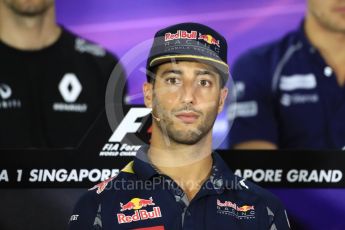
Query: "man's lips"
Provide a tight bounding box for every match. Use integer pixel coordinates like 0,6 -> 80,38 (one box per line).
175,112 -> 199,123
333,7 -> 345,13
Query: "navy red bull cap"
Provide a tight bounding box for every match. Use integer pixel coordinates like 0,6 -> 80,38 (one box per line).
146,22 -> 229,85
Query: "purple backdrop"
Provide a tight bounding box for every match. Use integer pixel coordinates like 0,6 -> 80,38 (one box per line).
57,0 -> 306,150
55,0 -> 345,229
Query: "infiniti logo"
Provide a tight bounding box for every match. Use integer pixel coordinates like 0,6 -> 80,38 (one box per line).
0,84 -> 12,100
0,83 -> 21,109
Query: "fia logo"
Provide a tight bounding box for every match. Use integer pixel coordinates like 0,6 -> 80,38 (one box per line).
0,84 -> 12,100
100,108 -> 151,157
58,73 -> 82,103
109,108 -> 151,142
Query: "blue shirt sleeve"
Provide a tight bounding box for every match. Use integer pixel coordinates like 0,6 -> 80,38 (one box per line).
266,195 -> 291,230
245,179 -> 291,229
68,190 -> 100,230
228,49 -> 279,147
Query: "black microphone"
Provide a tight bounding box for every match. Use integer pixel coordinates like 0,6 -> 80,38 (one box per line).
151,112 -> 161,122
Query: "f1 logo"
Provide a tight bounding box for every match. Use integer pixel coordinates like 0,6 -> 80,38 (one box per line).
109,108 -> 151,142
58,73 -> 82,103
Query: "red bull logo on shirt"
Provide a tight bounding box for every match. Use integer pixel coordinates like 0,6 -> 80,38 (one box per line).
198,33 -> 220,47
217,199 -> 255,220
117,197 -> 162,224
237,205 -> 255,212
120,197 -> 155,211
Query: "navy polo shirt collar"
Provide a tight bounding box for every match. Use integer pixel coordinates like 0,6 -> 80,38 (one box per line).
297,20 -> 321,55
297,20 -> 311,48
297,19 -> 334,74
132,145 -> 158,180
132,145 -> 237,192
204,151 -> 237,195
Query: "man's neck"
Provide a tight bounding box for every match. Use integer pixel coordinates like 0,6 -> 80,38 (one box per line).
148,125 -> 214,200
305,14 -> 345,86
0,4 -> 61,50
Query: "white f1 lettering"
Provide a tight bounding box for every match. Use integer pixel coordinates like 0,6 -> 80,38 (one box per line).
109,108 -> 151,142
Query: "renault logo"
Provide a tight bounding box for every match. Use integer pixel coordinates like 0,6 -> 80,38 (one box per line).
58,73 -> 82,103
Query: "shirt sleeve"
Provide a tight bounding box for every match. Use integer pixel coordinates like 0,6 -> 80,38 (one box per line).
68,190 -> 101,230
259,185 -> 291,230
228,49 -> 279,148
266,200 -> 291,230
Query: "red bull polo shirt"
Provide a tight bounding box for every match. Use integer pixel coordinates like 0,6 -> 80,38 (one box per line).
68,146 -> 290,229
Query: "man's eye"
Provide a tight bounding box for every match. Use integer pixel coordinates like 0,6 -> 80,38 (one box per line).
199,79 -> 211,87
166,77 -> 180,85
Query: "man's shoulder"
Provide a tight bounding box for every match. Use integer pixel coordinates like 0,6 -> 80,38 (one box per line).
68,162 -> 138,228
233,29 -> 301,71
88,161 -> 137,195
61,27 -> 118,62
226,175 -> 290,229
233,175 -> 285,210
74,162 -> 136,207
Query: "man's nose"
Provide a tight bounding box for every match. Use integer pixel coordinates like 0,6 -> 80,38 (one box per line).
180,82 -> 196,104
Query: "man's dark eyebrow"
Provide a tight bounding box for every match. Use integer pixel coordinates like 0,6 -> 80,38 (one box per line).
159,69 -> 182,77
195,69 -> 217,77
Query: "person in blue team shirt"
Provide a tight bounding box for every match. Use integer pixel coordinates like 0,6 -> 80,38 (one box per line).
229,0 -> 345,149
68,22 -> 290,230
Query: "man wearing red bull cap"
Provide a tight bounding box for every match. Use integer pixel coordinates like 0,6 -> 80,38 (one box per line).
68,22 -> 290,229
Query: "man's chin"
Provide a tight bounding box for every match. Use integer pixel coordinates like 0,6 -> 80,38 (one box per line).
7,1 -> 51,17
168,130 -> 204,145
170,137 -> 201,145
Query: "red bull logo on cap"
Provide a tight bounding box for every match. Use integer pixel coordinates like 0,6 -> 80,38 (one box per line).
117,197 -> 162,224
198,33 -> 220,47
165,30 -> 198,41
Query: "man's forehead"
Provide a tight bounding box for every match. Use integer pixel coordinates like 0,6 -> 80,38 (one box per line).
157,61 -> 218,73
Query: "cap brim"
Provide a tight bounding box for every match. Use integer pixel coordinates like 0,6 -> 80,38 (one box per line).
149,54 -> 229,84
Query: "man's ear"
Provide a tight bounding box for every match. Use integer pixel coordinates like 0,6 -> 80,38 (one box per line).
143,82 -> 153,108
217,87 -> 228,114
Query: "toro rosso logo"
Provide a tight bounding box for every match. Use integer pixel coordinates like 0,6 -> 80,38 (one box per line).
117,197 -> 162,224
